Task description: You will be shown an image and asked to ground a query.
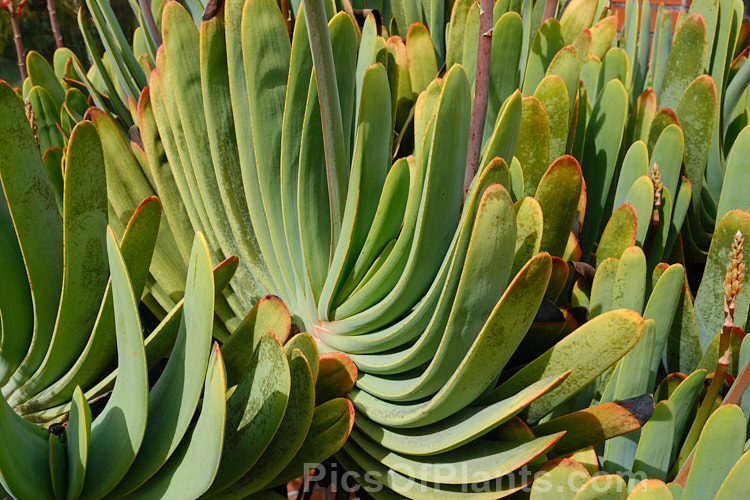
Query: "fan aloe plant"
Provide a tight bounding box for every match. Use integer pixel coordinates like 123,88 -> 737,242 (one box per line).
6,0 -> 750,498
0,81 -> 354,499
89,0 -> 663,497
47,0 -> 750,495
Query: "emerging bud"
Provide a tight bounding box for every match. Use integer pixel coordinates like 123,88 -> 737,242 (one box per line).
1,0 -> 24,16
650,163 -> 662,226
24,98 -> 38,148
722,231 -> 744,341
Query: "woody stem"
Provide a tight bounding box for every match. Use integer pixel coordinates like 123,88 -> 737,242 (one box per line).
9,12 -> 26,81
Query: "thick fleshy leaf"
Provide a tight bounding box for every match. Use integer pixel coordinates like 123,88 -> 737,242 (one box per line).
316,162 -> 509,361
79,228 -> 149,499
580,55 -> 602,99
676,75 -> 716,217
128,344 -> 227,499
664,178 -> 692,259
297,11 -> 359,309
590,258 -> 619,317
26,50 -> 65,108
354,184 -> 518,402
349,427 -> 563,484
643,264 -> 684,381
564,446 -> 600,476
486,12 -> 523,139
0,179 -> 33,388
529,458 -> 592,499
445,0 -> 473,68
560,0 -> 598,44
573,474 -> 627,499
533,395 -> 655,456
334,159 -> 410,306
589,16 -> 619,61
50,433 -> 68,497
717,126 -> 750,220
523,19 -> 565,96
714,449 -> 750,499
611,246 -> 647,316
64,387 -> 91,500
353,373 -> 568,457
460,3 -> 480,87
580,79 -> 628,259
318,63 -> 393,319
534,76 -> 570,160
236,0 -> 299,300
213,348 -> 315,498
339,439 -> 532,499
516,96 -> 551,196
268,397 -> 355,487
630,400 -> 676,485
659,14 -> 707,111
485,310 -> 644,423
0,82 -> 63,392
535,156 -> 583,258
349,252 -> 552,428
647,109 -> 680,155
0,394 -> 54,498
681,405 -> 746,500
206,333 -> 290,495
284,333 -> 320,381
625,90 -> 656,151
597,47 -> 630,94
316,352 -> 358,405
221,295 -> 292,386
9,121 -> 109,407
28,86 -> 64,152
650,125 -> 684,202
330,65 -> 470,329
160,2 -> 259,312
200,1 -> 273,297
622,176 -> 655,247
627,480 -> 675,500
665,369 -> 706,461
17,197 -> 160,414
406,22 -> 438,97
91,107 -> 187,317
481,91 -> 523,170
602,312 -> 655,471
546,45 -> 581,118
597,205 -> 638,266
665,273 -> 702,374
109,233 -> 214,496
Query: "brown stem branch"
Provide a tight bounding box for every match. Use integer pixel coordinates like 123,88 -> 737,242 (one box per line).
47,0 -> 63,48
9,12 -> 26,81
139,0 -> 161,47
543,0 -> 558,21
463,0 -> 493,201
673,448 -> 695,487
722,356 -> 750,406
